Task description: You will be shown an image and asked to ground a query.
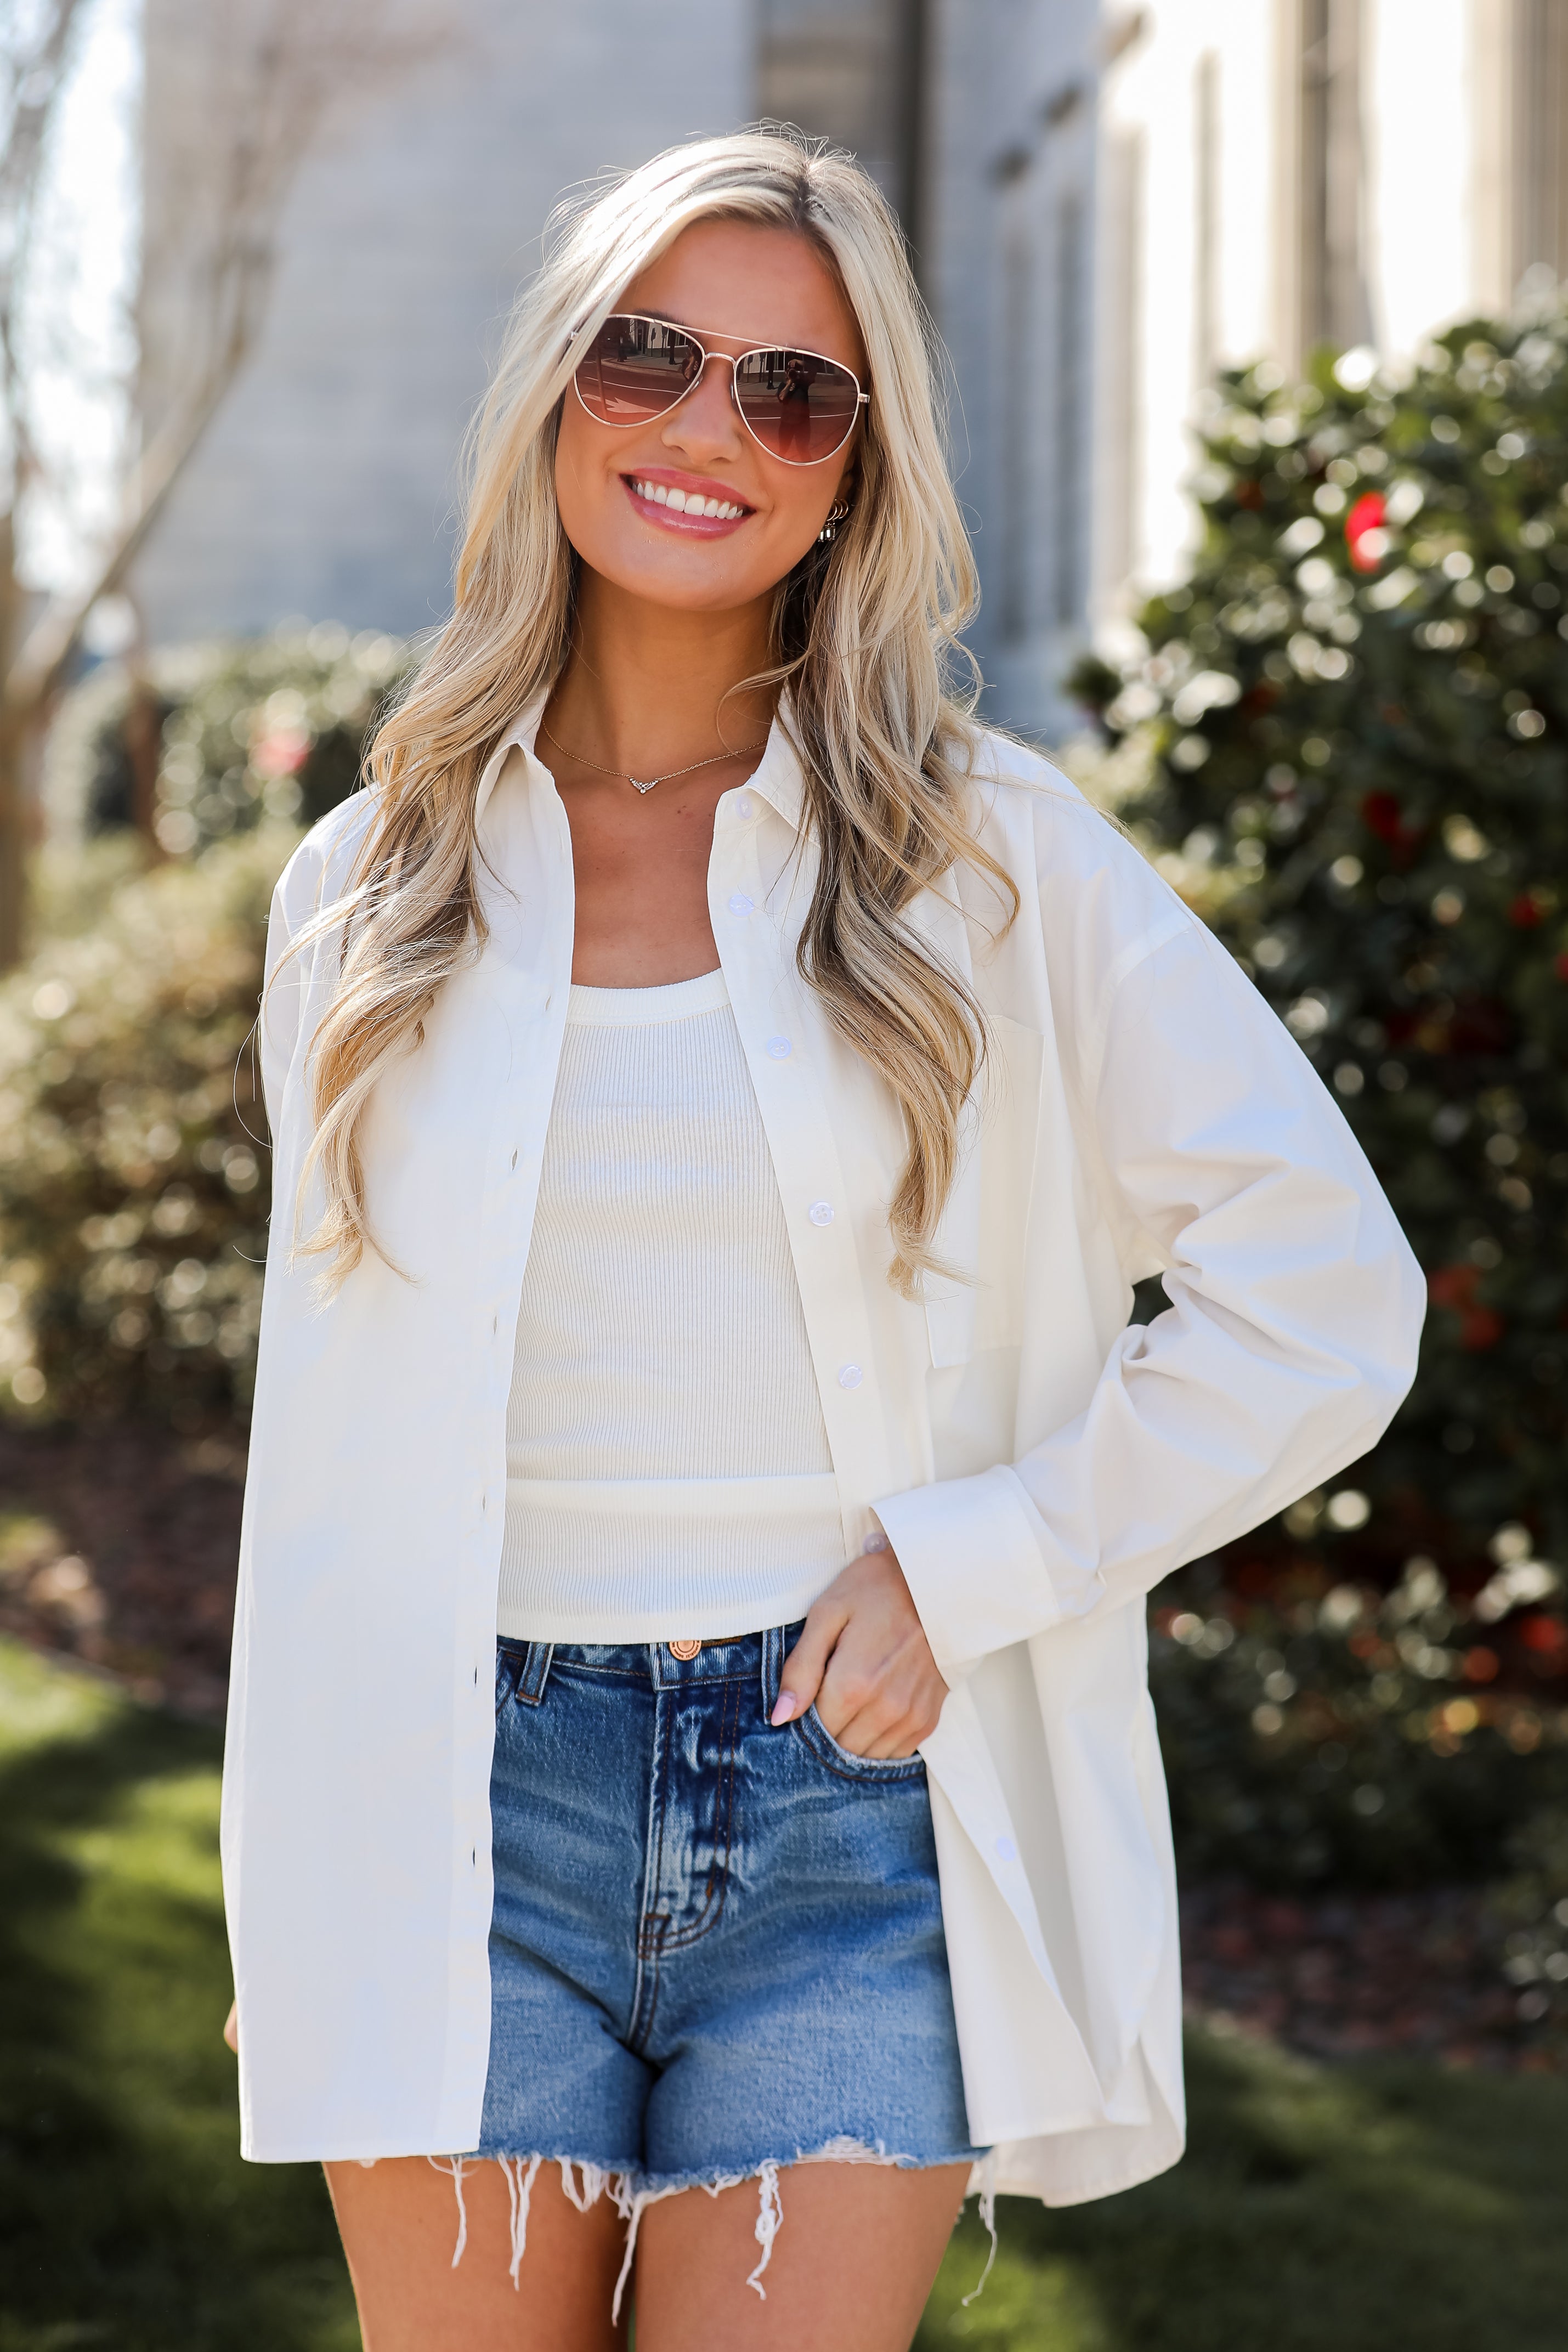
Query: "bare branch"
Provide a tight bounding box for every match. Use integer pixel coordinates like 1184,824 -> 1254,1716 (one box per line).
141,0 -> 450,450
0,0 -> 450,962
0,1 -> 93,505
7,0 -> 448,714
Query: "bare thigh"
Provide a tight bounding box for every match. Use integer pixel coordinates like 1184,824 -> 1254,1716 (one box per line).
324,2156 -> 628,2352
635,2159 -> 971,2352
325,2154 -> 970,2351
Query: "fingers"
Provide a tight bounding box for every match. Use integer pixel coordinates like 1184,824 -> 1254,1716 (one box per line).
772,1553 -> 949,1756
830,1706 -> 933,1761
223,1998 -> 239,2054
817,1589 -> 948,1757
829,1655 -> 947,1759
772,1592 -> 851,1726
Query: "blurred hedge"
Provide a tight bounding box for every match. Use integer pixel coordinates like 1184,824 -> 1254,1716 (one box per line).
0,832 -> 296,1428
1152,1552 -> 1568,1890
1488,1801 -> 1568,2055
45,620 -> 409,854
0,619 -> 409,1429
1071,304 -> 1568,1568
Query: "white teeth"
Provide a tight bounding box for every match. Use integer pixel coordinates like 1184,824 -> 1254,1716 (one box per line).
632,478 -> 745,519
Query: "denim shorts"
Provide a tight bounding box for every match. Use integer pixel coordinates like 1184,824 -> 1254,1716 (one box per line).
462,1622 -> 985,2301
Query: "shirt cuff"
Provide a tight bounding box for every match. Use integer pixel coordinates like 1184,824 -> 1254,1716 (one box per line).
873,1463 -> 1105,1686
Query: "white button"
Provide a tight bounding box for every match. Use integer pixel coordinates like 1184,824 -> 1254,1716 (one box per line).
735,794 -> 755,820
837,1362 -> 863,1389
995,1835 -> 1017,1862
862,1531 -> 887,1554
728,892 -> 754,917
809,1200 -> 834,1226
766,1036 -> 791,1060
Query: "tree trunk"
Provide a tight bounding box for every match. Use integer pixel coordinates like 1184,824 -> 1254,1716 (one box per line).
123,669 -> 165,852
0,715 -> 34,974
0,510 -> 29,969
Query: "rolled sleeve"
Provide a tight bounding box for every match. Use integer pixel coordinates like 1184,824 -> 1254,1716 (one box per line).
874,1464 -> 1105,1687
877,918 -> 1426,1678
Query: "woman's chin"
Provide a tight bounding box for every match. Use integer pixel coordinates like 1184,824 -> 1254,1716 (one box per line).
575,539 -> 788,616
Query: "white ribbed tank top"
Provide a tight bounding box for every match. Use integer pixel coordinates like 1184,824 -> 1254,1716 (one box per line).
496,966 -> 845,1642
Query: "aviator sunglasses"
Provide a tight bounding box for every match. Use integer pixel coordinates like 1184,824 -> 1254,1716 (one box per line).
571,312 -> 869,466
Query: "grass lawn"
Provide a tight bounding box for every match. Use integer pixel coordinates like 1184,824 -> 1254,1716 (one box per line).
2,1636 -> 1566,2351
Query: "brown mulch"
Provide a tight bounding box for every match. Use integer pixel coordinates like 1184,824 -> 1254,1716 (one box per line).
1178,1880 -> 1553,2074
0,1421 -> 1557,2075
0,1418 -> 245,1723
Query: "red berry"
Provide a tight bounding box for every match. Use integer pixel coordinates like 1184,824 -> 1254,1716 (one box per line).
1345,491 -> 1388,571
1361,790 -> 1404,843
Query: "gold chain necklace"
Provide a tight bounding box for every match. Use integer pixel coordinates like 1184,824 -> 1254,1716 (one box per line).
539,717 -> 768,797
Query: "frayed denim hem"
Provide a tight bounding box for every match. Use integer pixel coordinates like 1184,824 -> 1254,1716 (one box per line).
964,2145 -> 1000,2309
399,2137 -> 997,2322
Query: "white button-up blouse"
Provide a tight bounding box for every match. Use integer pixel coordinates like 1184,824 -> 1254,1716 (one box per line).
222,703 -> 1425,2204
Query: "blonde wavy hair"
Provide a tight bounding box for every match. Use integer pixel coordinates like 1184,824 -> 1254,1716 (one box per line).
296,127 -> 1016,1296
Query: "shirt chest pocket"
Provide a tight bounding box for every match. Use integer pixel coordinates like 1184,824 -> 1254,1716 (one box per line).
924,1015 -> 1044,1370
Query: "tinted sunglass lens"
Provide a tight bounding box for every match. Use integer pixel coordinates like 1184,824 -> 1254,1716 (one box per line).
575,316 -> 704,424
735,350 -> 861,461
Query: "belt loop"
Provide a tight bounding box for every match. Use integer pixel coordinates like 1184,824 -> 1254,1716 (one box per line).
761,1626 -> 782,1717
514,1639 -> 554,1706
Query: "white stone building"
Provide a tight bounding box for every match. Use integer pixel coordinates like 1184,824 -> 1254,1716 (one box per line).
135,0 -> 1568,739
1089,1 -> 1568,672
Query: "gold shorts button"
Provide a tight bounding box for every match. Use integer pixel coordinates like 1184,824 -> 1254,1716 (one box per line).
668,1638 -> 702,1660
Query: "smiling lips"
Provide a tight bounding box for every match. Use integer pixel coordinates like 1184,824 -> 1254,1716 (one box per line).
623,473 -> 752,534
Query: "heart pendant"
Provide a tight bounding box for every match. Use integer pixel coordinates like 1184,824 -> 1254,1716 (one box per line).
628,776 -> 658,795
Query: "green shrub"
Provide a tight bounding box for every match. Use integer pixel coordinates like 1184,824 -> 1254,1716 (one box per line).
1071,306 -> 1568,1567
1486,1803 -> 1568,2050
1152,1551 -> 1568,1889
46,621 -> 410,855
9,617 -> 409,1428
0,831 -> 296,1428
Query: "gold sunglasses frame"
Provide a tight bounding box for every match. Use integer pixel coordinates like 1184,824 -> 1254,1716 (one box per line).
569,311 -> 869,468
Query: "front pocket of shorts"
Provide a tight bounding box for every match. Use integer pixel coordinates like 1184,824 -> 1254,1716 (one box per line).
794,1705 -> 927,1784
494,1644 -> 528,1710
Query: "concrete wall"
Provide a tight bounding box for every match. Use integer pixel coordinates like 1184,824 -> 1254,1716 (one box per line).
757,0 -> 922,215
137,0 -> 1558,733
133,0 -> 1107,736
134,0 -> 1106,743
921,0 -> 1102,739
134,0 -> 752,642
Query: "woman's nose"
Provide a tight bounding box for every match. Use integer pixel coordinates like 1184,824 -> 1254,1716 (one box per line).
661,355 -> 743,453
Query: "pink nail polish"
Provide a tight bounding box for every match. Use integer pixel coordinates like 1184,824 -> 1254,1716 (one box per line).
771,1694 -> 797,1726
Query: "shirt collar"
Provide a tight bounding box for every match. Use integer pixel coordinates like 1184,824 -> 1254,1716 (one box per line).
473,691 -> 549,830
742,701 -> 806,832
474,689 -> 808,836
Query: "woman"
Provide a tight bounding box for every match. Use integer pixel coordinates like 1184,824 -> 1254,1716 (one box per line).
223,131 -> 1424,2349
